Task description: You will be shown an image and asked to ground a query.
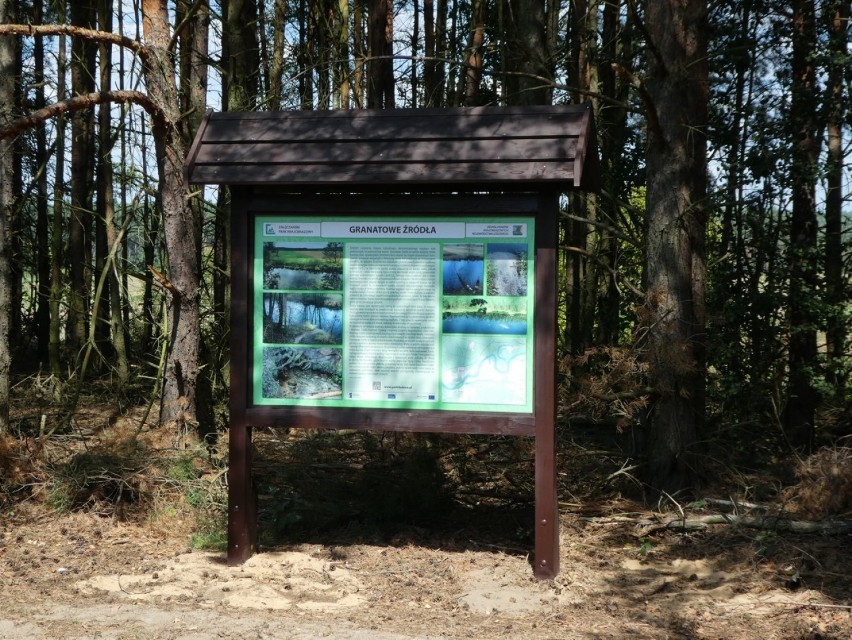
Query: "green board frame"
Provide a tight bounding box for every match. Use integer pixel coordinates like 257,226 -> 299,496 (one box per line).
252,216 -> 535,413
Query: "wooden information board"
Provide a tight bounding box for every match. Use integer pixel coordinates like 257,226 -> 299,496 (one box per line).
185,105 -> 601,579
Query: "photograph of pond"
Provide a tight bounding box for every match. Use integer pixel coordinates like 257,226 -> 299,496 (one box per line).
263,241 -> 343,291
486,243 -> 528,296
442,243 -> 484,295
261,346 -> 342,399
262,292 -> 343,345
442,296 -> 527,335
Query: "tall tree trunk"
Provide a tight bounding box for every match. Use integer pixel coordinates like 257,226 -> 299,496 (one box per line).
219,0 -> 258,408
97,0 -> 129,384
0,0 -> 14,430
367,0 -> 394,108
423,0 -> 436,105
784,0 -> 820,451
34,0 -> 51,366
8,8 -> 22,347
140,115 -> 158,358
458,0 -> 486,105
643,0 -> 708,494
435,0 -> 447,105
595,0 -> 631,345
223,0 -> 260,112
93,0 -> 113,369
410,0 -> 418,106
141,0 -> 201,429
563,0 -> 597,354
68,0 -> 97,356
315,0 -> 331,109
823,0 -> 849,396
270,0 -> 287,109
178,0 -> 209,139
49,18 -> 67,377
334,0 -> 350,108
505,0 -> 551,105
446,0 -> 458,105
298,0 -> 314,108
353,0 -> 364,106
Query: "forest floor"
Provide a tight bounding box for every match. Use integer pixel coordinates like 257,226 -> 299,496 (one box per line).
1,396 -> 851,639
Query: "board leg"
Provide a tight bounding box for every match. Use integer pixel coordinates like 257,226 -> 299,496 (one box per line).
228,422 -> 256,565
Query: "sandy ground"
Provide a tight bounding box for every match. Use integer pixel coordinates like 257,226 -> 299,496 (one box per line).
2,508 -> 850,640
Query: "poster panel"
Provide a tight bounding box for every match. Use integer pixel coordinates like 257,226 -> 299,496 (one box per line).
253,216 -> 535,413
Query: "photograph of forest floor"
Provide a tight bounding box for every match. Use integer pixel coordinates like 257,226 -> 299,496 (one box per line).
1,387 -> 851,639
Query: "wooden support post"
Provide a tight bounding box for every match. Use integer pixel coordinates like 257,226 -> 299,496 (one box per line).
228,188 -> 256,565
228,421 -> 257,565
533,193 -> 559,579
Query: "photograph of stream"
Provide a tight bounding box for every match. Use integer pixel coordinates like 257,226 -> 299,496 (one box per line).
263,242 -> 343,291
262,293 -> 343,345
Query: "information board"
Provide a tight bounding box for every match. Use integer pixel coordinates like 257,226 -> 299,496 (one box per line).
253,216 -> 535,413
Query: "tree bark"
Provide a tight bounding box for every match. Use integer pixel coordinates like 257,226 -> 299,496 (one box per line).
595,0 -> 632,345
33,0 -> 51,366
823,0 -> 849,396
178,0 -> 209,140
784,0 -> 820,451
141,0 -> 201,429
335,0 -> 350,108
97,0 -> 129,384
505,0 -> 551,105
49,15 -> 67,378
643,0 -> 708,495
458,0 -> 486,105
367,0 -> 394,108
0,0 -> 15,431
352,0 -> 364,107
270,0 -> 287,110
67,0 -> 97,356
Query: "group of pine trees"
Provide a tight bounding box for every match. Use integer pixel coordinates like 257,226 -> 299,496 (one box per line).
0,0 -> 849,494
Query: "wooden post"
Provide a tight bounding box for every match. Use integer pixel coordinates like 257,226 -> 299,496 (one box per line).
533,193 -> 560,579
228,189 -> 257,565
228,421 -> 256,565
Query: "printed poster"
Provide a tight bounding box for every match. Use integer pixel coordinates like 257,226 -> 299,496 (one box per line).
253,217 -> 534,413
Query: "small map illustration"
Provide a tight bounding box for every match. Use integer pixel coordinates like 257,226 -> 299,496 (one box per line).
441,336 -> 526,405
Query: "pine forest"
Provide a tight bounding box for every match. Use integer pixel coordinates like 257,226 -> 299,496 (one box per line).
0,1 -> 850,636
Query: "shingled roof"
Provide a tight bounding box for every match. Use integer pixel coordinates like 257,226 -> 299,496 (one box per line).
184,104 -> 600,193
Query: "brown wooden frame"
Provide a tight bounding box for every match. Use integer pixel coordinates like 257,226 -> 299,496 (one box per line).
227,190 -> 560,578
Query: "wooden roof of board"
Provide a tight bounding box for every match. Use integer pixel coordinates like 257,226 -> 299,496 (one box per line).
184,104 -> 600,192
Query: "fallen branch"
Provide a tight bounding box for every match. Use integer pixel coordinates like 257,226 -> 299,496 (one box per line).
584,513 -> 852,537
700,497 -> 773,512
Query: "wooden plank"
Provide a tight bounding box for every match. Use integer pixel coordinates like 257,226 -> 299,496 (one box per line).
183,110 -> 211,185
208,104 -> 585,121
201,107 -> 590,143
242,405 -> 536,436
190,162 -> 576,186
194,137 -> 579,165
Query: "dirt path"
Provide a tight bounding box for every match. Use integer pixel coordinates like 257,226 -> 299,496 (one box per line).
2,510 -> 849,639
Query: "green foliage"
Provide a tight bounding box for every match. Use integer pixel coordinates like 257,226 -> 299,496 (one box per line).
169,451 -> 228,551
167,454 -> 203,483
189,526 -> 228,551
